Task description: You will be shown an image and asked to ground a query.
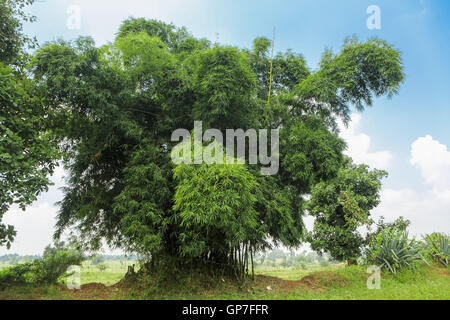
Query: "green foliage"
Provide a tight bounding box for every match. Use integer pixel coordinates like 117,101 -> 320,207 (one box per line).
365,229 -> 426,274
253,175 -> 303,247
29,17 -> 404,278
0,242 -> 84,287
116,18 -> 198,54
0,64 -> 57,216
424,233 -> 449,267
294,37 -> 404,129
192,46 -> 257,130
366,216 -> 411,244
0,260 -> 46,286
280,116 -> 346,194
0,0 -> 59,247
246,37 -> 310,100
0,0 -> 37,66
307,158 -> 387,262
373,216 -> 411,233
174,160 -> 259,257
0,225 -> 16,249
39,247 -> 85,284
97,263 -> 108,272
172,143 -> 261,277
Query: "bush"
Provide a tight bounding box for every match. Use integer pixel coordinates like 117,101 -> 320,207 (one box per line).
97,263 -> 108,272
424,233 -> 449,267
0,260 -> 46,287
294,262 -> 307,270
0,243 -> 84,288
39,249 -> 85,284
365,229 -> 426,274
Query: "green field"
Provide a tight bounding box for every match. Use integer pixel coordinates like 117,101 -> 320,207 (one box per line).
0,261 -> 448,300
78,260 -> 138,286
0,260 -> 137,287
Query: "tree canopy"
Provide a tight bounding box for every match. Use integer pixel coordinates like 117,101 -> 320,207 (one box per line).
26,17 -> 404,275
0,0 -> 59,249
0,0 -> 37,66
307,157 -> 388,263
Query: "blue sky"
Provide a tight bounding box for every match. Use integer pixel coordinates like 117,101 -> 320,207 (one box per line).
2,0 -> 449,254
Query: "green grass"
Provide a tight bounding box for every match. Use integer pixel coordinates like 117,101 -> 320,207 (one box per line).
246,264 -> 450,300
0,284 -> 70,300
1,261 -> 448,300
122,264 -> 450,300
79,260 -> 136,286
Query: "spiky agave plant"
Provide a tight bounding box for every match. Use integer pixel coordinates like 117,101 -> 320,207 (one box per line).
424,233 -> 449,267
366,229 -> 427,274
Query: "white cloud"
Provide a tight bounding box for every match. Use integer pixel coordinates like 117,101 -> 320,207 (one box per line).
372,188 -> 450,236
410,135 -> 450,189
338,113 -> 393,170
373,135 -> 450,236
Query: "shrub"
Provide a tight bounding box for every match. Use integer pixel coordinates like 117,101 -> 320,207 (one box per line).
0,243 -> 84,288
294,261 -> 307,270
424,233 -> 449,267
97,263 -> 108,272
365,229 -> 426,274
0,260 -> 46,287
39,248 -> 85,284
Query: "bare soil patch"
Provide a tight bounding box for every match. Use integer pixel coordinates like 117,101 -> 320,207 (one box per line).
253,271 -> 347,292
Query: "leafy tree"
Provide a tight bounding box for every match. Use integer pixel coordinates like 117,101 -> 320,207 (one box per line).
116,18 -> 197,54
192,46 -> 257,131
0,241 -> 84,287
31,18 -> 404,277
40,241 -> 85,283
246,37 -> 310,100
307,158 -> 388,264
364,215 -> 411,247
371,216 -> 411,235
0,0 -> 58,249
97,263 -> 108,272
0,0 -> 37,66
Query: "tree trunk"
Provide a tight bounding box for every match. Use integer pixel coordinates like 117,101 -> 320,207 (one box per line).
347,259 -> 358,266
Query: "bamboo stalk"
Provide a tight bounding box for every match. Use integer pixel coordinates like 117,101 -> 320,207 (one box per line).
250,244 -> 254,280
